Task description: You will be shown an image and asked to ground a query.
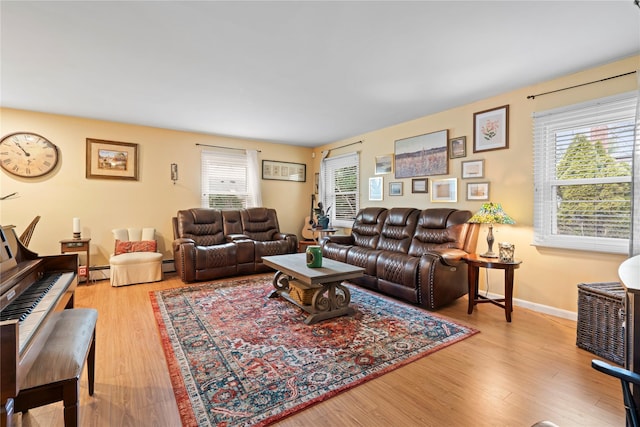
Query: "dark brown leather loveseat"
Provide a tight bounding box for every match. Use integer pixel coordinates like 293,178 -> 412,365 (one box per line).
172,207 -> 298,283
321,207 -> 479,309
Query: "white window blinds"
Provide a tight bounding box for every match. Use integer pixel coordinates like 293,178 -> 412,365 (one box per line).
533,91 -> 636,254
201,150 -> 253,209
321,152 -> 360,228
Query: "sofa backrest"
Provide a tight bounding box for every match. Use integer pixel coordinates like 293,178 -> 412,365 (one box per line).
175,208 -> 226,246
222,209 -> 244,236
240,207 -> 281,241
351,207 -> 388,249
408,208 -> 474,256
377,208 -> 420,253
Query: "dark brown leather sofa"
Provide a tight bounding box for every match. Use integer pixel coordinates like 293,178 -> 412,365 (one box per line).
321,207 -> 479,309
172,207 -> 298,283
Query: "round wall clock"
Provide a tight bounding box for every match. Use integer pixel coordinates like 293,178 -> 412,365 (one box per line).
0,132 -> 60,178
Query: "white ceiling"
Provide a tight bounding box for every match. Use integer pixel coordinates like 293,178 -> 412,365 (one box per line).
1,1 -> 639,147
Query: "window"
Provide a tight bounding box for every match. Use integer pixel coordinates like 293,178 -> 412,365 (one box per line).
533,92 -> 636,254
201,150 -> 260,208
321,152 -> 360,228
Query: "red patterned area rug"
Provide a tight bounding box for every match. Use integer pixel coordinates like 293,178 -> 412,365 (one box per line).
150,274 -> 478,426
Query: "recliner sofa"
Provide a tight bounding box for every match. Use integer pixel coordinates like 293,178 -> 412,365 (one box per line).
172,207 -> 298,283
321,207 -> 479,309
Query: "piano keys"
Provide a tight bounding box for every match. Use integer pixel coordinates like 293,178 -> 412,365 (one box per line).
0,226 -> 78,427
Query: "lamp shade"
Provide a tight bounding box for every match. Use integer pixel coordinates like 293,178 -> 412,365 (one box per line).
467,202 -> 515,225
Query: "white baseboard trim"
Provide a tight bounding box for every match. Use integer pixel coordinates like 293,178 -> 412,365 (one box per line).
483,291 -> 577,321
88,260 -> 176,282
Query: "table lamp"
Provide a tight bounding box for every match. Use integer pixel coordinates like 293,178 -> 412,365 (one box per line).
467,202 -> 515,258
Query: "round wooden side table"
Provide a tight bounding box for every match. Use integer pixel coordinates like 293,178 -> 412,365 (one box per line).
463,254 -> 522,322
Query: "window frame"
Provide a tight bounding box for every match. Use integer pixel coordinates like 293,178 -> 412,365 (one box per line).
533,91 -> 636,254
321,152 -> 360,229
201,149 -> 253,209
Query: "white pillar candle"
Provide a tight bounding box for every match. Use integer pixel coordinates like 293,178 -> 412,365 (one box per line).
73,218 -> 81,233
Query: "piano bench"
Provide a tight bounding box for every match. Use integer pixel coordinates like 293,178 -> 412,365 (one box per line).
13,308 -> 98,427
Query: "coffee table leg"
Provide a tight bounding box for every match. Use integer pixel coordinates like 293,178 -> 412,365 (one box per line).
305,281 -> 354,325
268,270 -> 289,298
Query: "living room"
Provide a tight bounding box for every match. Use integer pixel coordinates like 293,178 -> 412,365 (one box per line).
1,1 -> 639,426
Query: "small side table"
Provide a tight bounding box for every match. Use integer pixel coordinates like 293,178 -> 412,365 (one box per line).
306,227 -> 337,243
60,238 -> 91,284
463,254 -> 522,322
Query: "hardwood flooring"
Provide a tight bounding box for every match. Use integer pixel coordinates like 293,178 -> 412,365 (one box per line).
14,273 -> 625,426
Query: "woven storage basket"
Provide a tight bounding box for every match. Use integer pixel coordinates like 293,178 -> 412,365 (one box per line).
576,282 -> 625,365
289,280 -> 320,305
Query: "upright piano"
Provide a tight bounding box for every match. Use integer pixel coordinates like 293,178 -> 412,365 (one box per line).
0,225 -> 77,427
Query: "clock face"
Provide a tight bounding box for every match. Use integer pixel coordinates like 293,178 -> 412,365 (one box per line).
0,132 -> 59,178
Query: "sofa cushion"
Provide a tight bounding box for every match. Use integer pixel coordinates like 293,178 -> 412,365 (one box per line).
241,207 -> 281,241
177,208 -> 226,246
351,207 -> 387,249
114,239 -> 157,255
377,208 -> 419,253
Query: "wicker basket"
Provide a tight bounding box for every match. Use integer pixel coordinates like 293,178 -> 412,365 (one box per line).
576,282 -> 625,365
288,280 -> 321,305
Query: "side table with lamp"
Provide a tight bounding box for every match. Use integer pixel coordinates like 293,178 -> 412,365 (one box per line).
464,202 -> 521,322
60,217 -> 90,284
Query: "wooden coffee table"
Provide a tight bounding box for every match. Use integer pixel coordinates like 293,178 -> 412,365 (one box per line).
262,253 -> 364,324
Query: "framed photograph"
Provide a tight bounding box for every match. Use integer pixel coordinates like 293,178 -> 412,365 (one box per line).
474,105 -> 509,152
262,160 -> 306,182
394,129 -> 448,178
369,176 -> 383,201
466,182 -> 490,201
430,178 -> 457,203
86,138 -> 138,180
411,178 -> 428,193
461,159 -> 485,179
389,181 -> 403,196
375,154 -> 394,175
449,136 -> 467,159
314,172 -> 319,194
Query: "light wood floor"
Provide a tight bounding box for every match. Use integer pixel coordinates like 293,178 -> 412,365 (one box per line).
14,273 -> 625,427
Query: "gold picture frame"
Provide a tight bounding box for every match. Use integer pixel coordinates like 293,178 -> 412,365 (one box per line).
86,138 -> 139,180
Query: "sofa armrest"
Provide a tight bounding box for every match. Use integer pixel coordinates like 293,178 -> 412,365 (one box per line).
427,248 -> 468,267
322,235 -> 354,245
172,238 -> 196,282
226,234 -> 250,242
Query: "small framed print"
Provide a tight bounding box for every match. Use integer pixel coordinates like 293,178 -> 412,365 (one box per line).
474,105 -> 509,152
389,181 -> 403,196
369,176 -> 383,201
466,182 -> 490,201
461,159 -> 485,179
430,178 -> 457,203
411,178 -> 428,193
375,154 -> 394,175
86,138 -> 138,180
449,136 -> 467,159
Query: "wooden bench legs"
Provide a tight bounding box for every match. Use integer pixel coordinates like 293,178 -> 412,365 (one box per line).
13,308 -> 97,427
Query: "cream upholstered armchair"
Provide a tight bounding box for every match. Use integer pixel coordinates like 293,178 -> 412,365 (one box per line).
109,228 -> 163,287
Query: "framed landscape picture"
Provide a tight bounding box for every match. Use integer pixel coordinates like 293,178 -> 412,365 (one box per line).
466,182 -> 490,201
394,129 -> 448,178
461,159 -> 485,179
389,181 -> 403,196
86,138 -> 138,180
411,178 -> 428,193
375,154 -> 394,175
449,136 -> 466,159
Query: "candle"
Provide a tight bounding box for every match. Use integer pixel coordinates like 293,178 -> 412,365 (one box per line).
73,218 -> 81,233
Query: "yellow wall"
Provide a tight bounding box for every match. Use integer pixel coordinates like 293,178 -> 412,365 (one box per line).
0,112 -> 315,265
312,55 -> 639,315
1,55 -> 638,315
